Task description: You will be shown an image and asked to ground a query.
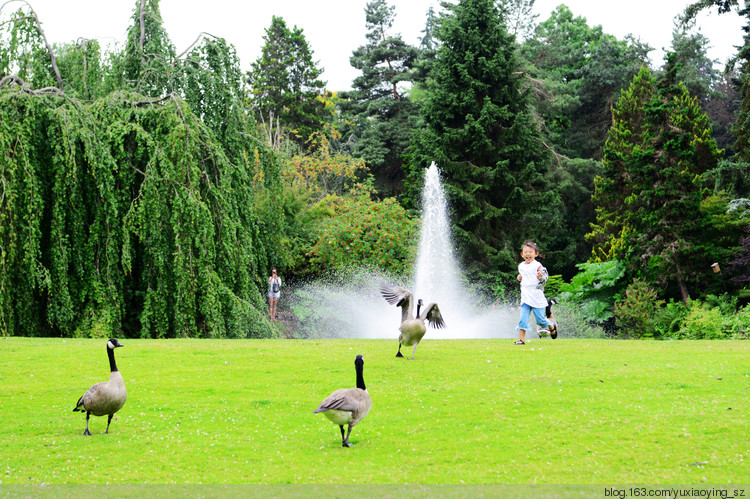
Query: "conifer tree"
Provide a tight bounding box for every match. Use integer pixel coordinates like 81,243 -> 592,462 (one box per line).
407,0 -> 554,274
588,66 -> 655,261
340,0 -> 419,196
248,16 -> 327,145
591,60 -> 725,302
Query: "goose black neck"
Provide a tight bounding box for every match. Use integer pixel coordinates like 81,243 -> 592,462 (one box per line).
107,345 -> 119,372
356,364 -> 366,391
416,303 -> 422,318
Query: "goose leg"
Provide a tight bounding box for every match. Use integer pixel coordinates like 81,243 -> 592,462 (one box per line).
83,413 -> 92,436
105,414 -> 113,434
396,343 -> 404,358
342,424 -> 353,447
339,425 -> 346,446
410,343 -> 418,360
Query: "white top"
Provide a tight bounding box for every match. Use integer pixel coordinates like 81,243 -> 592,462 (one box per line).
518,259 -> 548,308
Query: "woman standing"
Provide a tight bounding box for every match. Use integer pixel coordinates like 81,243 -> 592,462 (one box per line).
268,268 -> 282,321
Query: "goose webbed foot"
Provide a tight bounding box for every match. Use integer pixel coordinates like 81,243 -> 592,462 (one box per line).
342,425 -> 353,447
83,429 -> 92,436
396,344 -> 404,357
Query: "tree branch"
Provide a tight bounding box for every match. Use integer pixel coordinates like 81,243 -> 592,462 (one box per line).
175,32 -> 219,60
1,1 -> 63,89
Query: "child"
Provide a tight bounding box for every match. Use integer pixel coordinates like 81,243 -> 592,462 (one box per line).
514,241 -> 557,345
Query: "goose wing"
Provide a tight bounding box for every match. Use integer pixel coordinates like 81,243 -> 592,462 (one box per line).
313,388 -> 366,414
421,302 -> 446,329
380,283 -> 414,322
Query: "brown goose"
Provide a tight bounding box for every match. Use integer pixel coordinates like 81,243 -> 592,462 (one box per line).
380,283 -> 445,359
73,338 -> 127,435
313,354 -> 372,447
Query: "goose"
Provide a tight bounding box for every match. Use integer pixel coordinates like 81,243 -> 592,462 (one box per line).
73,338 -> 127,435
380,283 -> 445,359
313,354 -> 372,447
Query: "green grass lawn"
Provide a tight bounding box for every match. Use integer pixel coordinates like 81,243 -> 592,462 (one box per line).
0,337 -> 748,485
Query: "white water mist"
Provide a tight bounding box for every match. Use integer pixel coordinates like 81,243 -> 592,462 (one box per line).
412,163 -> 516,339
290,162 -> 517,339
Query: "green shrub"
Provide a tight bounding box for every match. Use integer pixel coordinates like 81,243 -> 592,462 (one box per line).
678,303 -> 724,339
721,304 -> 750,339
309,195 -> 418,275
652,300 -> 689,339
552,302 -> 606,339
559,259 -> 627,325
614,279 -> 664,338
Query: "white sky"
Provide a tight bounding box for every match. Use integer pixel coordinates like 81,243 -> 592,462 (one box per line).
4,0 -> 746,91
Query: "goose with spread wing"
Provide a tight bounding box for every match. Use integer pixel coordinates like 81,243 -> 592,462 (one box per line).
380,283 -> 445,360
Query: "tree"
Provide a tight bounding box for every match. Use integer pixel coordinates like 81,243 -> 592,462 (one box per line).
248,16 -> 327,146
0,1 -> 62,90
340,0 -> 420,197
407,0 -> 555,277
498,0 -> 539,42
115,0 -> 177,97
519,5 -> 650,159
668,18 -> 721,107
588,65 -> 655,261
591,61 -> 727,302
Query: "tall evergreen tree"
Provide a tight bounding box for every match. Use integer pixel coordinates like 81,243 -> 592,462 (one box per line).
407,0 -> 555,276
340,0 -> 419,196
591,61 -> 725,302
248,16 -> 327,146
588,66 -> 655,261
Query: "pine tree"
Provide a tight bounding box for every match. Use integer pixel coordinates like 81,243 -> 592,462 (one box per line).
407,0 -> 554,274
340,0 -> 419,196
248,16 -> 327,145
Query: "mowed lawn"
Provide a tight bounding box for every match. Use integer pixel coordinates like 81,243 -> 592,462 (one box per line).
0,337 -> 748,484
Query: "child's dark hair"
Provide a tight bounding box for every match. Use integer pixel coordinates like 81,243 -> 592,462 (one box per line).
521,240 -> 539,252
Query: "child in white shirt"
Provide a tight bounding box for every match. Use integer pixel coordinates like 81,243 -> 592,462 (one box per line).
515,241 -> 557,345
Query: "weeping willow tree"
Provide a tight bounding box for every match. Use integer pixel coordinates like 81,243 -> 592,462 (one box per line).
0,0 -> 284,338
0,83 -> 278,338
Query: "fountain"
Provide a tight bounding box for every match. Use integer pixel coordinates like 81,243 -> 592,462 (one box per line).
289,162 -> 517,339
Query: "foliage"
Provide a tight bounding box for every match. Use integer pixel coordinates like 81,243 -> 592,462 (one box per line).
652,300 -> 690,339
550,302 -> 607,339
559,260 -> 627,325
543,274 -> 565,298
116,0 -> 177,96
589,62 -> 736,303
407,0 -> 555,279
678,302 -> 725,339
614,279 -> 664,338
722,303 -> 750,338
308,195 -> 418,275
0,4 -> 58,89
248,16 -> 327,145
0,87 -> 277,338
728,224 -> 750,286
668,18 -> 722,108
519,5 -> 650,159
543,158 -> 601,279
588,66 -> 655,261
340,0 -> 420,197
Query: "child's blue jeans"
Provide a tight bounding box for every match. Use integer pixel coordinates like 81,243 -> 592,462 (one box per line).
517,303 -> 552,331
